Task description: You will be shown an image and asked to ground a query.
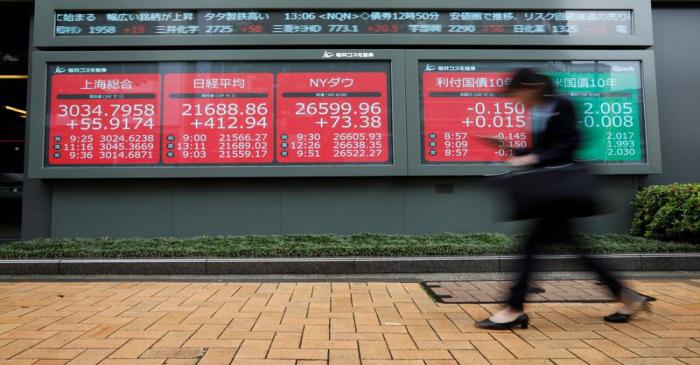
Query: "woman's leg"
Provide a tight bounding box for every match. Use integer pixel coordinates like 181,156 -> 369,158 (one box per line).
475,217 -> 563,328
578,253 -> 624,298
506,217 -> 561,311
571,231 -> 648,321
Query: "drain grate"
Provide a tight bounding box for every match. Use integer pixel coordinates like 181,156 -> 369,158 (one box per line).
421,280 -> 618,304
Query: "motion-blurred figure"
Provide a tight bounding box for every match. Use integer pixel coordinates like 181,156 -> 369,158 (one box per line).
475,68 -> 650,330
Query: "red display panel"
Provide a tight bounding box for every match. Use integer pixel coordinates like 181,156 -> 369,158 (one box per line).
162,73 -> 274,164
275,72 -> 391,164
48,73 -> 161,165
422,72 -> 531,163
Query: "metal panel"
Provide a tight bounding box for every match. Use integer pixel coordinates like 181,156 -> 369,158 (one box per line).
171,179 -> 282,236
401,178 -> 523,234
51,180 -> 173,238
26,49 -> 408,178
646,6 -> 700,184
33,0 -> 653,48
280,178 -> 404,234
403,176 -> 641,234
404,49 -> 662,176
576,176 -> 642,233
49,174 -> 640,238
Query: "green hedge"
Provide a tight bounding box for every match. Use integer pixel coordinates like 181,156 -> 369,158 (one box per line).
0,233 -> 697,259
631,183 -> 700,243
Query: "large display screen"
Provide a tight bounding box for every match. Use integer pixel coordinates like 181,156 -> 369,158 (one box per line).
275,72 -> 389,163
162,72 -> 275,164
420,61 -> 646,164
48,64 -> 162,165
54,10 -> 633,37
46,62 -> 392,166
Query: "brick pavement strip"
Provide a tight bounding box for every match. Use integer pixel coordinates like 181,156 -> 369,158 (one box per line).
0,280 -> 698,364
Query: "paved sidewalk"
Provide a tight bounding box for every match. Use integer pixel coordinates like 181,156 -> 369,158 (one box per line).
0,279 -> 698,365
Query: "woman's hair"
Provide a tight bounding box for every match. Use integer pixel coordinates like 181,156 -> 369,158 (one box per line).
506,68 -> 556,97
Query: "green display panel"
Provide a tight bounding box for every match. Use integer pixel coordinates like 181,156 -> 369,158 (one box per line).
548,62 -> 644,162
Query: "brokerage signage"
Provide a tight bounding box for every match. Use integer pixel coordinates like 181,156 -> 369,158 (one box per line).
55,9 -> 633,37
46,62 -> 392,166
420,61 -> 646,164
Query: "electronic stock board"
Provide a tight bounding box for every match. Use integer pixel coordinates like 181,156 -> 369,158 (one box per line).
29,50 -> 406,178
407,50 -> 661,175
27,0 -> 660,178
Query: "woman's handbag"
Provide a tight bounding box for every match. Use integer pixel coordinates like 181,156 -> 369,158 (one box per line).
495,163 -> 602,220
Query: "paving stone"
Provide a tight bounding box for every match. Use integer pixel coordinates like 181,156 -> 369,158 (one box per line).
0,280 -> 698,364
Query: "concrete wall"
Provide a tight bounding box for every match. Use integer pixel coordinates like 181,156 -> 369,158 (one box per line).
47,175 -> 641,238
647,4 -> 700,184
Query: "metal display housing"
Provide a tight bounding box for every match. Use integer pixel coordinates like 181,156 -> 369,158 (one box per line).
27,49 -> 408,179
34,0 -> 653,48
405,49 -> 662,175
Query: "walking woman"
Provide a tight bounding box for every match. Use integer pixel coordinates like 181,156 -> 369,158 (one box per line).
475,68 -> 650,330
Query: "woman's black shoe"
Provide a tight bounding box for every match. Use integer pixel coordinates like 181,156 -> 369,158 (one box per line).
604,312 -> 631,323
475,313 -> 529,330
604,297 -> 651,323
